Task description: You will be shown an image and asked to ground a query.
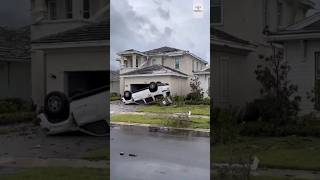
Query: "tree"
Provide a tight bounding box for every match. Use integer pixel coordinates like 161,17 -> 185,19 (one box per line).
187,76 -> 204,101
253,50 -> 301,125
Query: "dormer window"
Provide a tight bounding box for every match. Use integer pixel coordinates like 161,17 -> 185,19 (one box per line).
65,0 -> 73,19
83,0 -> 90,19
47,0 -> 57,20
175,57 -> 180,69
211,0 -> 223,25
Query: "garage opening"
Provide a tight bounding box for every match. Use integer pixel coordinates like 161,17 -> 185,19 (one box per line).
65,71 -> 108,97
130,84 -> 149,93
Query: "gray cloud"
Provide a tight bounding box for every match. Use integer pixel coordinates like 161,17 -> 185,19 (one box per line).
111,0 -> 210,70
157,7 -> 170,20
0,0 -> 30,27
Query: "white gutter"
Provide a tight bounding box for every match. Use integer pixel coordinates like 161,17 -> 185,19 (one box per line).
32,40 -> 109,50
120,73 -> 189,78
212,38 -> 257,52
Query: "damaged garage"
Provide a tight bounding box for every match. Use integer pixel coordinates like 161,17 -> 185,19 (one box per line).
31,21 -> 109,110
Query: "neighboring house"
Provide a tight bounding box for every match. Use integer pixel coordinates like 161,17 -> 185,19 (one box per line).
31,0 -> 109,109
0,27 -> 31,101
211,0 -> 315,107
110,70 -> 120,94
194,67 -> 210,98
117,47 -> 208,96
269,12 -> 320,114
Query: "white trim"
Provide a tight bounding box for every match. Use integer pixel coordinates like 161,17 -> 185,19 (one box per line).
268,33 -> 320,41
120,73 -> 189,78
32,40 -> 109,49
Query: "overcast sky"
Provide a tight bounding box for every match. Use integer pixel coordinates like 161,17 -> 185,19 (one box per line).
110,0 -> 210,70
0,0 -> 30,28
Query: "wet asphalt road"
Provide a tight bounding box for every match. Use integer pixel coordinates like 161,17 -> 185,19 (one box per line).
110,125 -> 210,180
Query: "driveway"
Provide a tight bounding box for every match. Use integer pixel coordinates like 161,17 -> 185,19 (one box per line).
110,124 -> 210,180
110,100 -> 141,114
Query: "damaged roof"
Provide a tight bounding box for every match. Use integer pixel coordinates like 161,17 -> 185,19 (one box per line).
32,21 -> 109,44
144,46 -> 182,55
121,65 -> 188,77
0,26 -> 30,62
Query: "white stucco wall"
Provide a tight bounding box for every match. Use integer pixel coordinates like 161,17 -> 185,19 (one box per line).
285,40 -> 320,114
195,73 -> 210,98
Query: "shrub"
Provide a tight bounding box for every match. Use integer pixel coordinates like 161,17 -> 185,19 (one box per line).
172,96 -> 186,107
212,107 -> 243,144
0,98 -> 33,114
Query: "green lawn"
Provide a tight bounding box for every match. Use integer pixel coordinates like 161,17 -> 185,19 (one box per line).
0,167 -> 108,180
212,174 -> 307,180
112,114 -> 210,129
212,136 -> 320,171
82,147 -> 109,161
137,105 -> 210,116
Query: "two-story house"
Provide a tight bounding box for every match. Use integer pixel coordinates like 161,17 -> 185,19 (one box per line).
31,0 -> 109,109
117,46 -> 208,96
211,0 -> 315,107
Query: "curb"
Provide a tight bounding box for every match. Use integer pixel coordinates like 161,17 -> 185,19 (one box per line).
111,122 -> 210,136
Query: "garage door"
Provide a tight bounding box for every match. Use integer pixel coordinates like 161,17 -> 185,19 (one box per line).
65,71 -> 108,97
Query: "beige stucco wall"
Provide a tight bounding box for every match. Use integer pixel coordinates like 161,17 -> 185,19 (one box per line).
31,46 -> 108,108
121,76 -> 189,96
284,40 -> 320,114
0,61 -> 31,100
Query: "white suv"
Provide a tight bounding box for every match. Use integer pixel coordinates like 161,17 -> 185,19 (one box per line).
122,82 -> 172,106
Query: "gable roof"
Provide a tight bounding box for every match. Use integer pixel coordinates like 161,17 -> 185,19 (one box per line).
0,26 -> 30,62
268,12 -> 320,41
121,65 -> 188,77
32,21 -> 109,44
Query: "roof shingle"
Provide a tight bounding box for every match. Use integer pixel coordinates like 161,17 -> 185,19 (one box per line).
32,21 -> 109,44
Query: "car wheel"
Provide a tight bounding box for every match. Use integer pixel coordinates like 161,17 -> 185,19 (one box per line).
123,91 -> 132,100
44,91 -> 70,122
149,82 -> 158,92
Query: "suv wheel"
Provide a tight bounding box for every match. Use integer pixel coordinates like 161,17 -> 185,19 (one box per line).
149,82 -> 158,92
123,91 -> 132,100
44,91 -> 70,122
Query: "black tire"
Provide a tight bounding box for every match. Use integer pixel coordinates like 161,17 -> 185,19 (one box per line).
149,82 -> 158,92
123,91 -> 132,100
44,91 -> 70,121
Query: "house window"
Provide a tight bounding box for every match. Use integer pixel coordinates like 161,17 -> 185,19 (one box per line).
196,62 -> 199,71
175,57 -> 180,69
315,52 -> 320,109
192,60 -> 195,71
47,0 -> 57,20
83,0 -> 90,19
152,59 -> 156,65
277,1 -> 283,27
136,58 -> 139,67
65,0 -> 73,19
211,0 -> 223,24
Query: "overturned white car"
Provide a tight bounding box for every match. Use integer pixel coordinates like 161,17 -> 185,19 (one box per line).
38,86 -> 109,136
122,82 -> 172,106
